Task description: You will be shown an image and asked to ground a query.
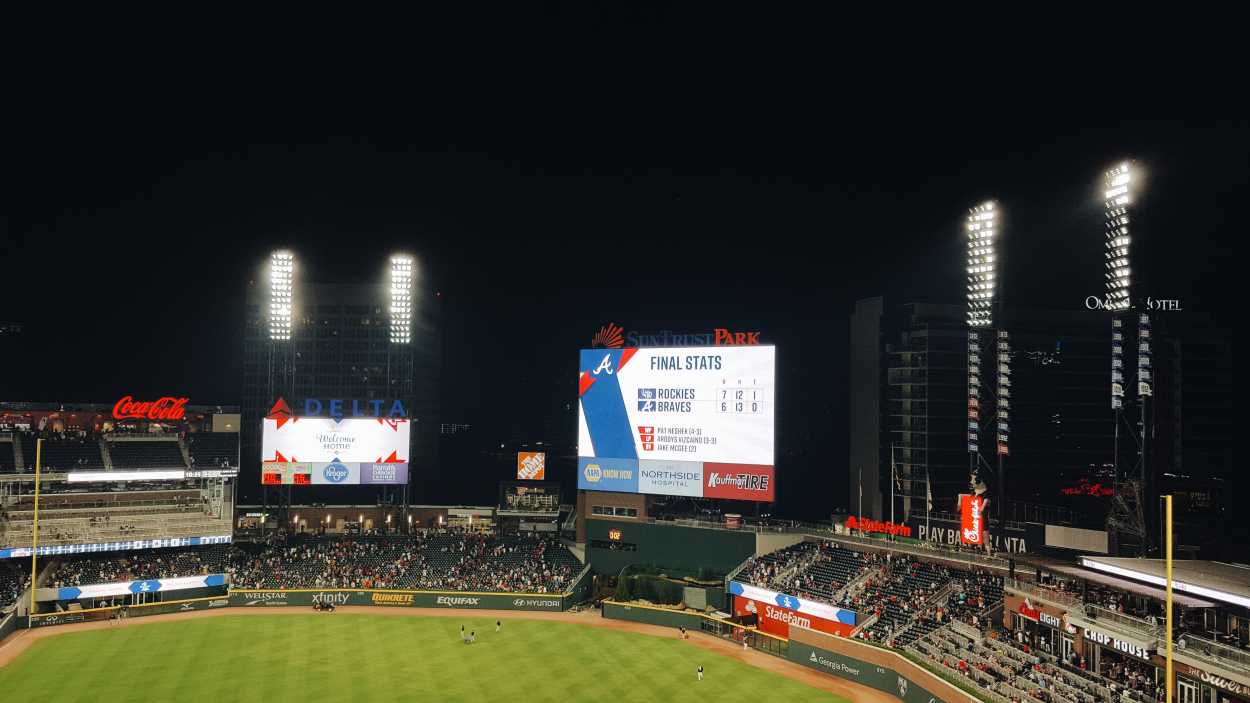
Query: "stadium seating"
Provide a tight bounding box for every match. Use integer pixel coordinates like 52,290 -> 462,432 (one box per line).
47,546 -> 232,587
0,437 -> 16,473
108,439 -> 187,469
1,559 -> 30,612
31,434 -> 105,471
188,433 -> 238,468
229,532 -> 581,593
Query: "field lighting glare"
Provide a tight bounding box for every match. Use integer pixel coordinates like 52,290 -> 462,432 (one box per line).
1103,162 -> 1134,311
268,250 -> 295,341
966,201 -> 997,328
389,254 -> 414,344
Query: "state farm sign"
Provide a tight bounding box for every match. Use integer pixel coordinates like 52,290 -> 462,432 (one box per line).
112,396 -> 189,421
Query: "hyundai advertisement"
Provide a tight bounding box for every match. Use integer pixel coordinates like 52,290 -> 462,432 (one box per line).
577,346 -> 775,501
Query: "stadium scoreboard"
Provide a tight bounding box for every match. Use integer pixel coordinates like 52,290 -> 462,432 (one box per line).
260,416 -> 410,486
577,346 -> 775,501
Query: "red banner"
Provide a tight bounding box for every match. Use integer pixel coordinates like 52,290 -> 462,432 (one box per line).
732,596 -> 853,638
703,463 -> 774,502
960,494 -> 986,545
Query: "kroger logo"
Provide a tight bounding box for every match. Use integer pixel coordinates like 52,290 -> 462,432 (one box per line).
323,460 -> 350,483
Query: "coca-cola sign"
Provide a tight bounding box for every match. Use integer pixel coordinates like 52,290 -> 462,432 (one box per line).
112,396 -> 189,421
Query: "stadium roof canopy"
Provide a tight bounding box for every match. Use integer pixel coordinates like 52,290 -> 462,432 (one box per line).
1081,556 -> 1250,609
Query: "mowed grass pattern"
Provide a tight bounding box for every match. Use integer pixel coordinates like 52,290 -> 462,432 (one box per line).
0,614 -> 844,702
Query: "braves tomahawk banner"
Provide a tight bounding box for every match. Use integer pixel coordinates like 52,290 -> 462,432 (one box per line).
54,574 -> 227,601
577,346 -> 775,501
959,494 -> 987,545
728,581 -> 856,635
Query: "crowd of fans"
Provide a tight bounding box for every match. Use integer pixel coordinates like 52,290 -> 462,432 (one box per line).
228,530 -> 580,593
1,561 -> 30,612
47,546 -> 231,587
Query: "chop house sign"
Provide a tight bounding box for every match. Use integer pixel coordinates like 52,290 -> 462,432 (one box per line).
112,396 -> 189,421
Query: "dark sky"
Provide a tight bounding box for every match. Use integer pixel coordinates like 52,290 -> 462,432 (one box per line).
1,37 -> 1243,518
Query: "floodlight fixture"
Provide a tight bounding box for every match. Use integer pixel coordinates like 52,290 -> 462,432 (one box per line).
966,201 -> 997,328
389,254 -> 414,344
1103,162 -> 1134,311
268,250 -> 295,341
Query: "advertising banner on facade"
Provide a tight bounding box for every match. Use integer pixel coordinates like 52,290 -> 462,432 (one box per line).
517,452 -> 546,480
728,581 -> 856,629
959,494 -> 986,545
0,535 -> 232,560
52,574 -> 227,601
733,596 -> 854,638
578,346 -> 775,501
638,459 -> 704,497
227,589 -> 569,611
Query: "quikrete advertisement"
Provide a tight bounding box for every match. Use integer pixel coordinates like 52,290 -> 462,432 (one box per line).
577,345 -> 775,501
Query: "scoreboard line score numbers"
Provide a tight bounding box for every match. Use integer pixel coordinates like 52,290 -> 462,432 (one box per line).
716,377 -> 765,414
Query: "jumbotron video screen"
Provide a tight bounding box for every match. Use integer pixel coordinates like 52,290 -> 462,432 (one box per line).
577,346 -> 775,501
261,416 -> 410,485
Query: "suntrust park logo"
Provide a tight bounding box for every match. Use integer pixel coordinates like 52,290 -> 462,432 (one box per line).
436,596 -> 481,607
590,322 -> 762,348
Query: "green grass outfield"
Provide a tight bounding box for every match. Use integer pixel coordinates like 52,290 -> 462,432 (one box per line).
0,614 -> 846,702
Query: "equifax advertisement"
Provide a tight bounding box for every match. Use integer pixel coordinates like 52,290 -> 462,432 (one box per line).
261,417 -> 410,464
577,346 -> 774,501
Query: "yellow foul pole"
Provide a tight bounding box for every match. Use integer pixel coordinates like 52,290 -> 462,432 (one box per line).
29,438 -> 43,620
1165,494 -> 1173,703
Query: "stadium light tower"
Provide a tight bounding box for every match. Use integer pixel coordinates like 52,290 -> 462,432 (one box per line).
265,249 -> 296,539
389,254 -> 414,344
386,253 -> 416,533
268,251 -> 295,341
1103,160 -> 1152,557
965,201 -> 1008,552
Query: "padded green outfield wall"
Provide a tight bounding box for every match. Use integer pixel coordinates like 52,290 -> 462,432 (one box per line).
585,519 -> 755,575
601,600 -> 706,630
227,589 -> 569,611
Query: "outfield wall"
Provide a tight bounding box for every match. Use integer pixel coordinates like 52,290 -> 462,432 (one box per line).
601,600 -> 707,630
228,589 -> 569,611
788,625 -> 979,703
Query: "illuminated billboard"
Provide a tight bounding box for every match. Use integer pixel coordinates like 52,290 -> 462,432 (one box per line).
261,413 -> 409,486
577,346 -> 775,501
262,417 -> 409,464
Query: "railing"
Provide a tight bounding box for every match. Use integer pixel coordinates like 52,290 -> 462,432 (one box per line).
1005,577 -> 1085,609
1082,604 -> 1161,639
1177,631 -> 1250,674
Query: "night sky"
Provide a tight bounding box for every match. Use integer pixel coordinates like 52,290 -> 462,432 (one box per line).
2,65 -> 1243,519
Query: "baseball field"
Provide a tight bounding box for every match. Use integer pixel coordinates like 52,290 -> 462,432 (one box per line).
0,610 -> 853,702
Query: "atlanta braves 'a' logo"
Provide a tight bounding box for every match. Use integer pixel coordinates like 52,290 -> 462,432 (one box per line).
592,354 -> 614,376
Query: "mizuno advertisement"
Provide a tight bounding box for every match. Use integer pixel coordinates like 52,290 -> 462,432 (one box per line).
577,346 -> 775,501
